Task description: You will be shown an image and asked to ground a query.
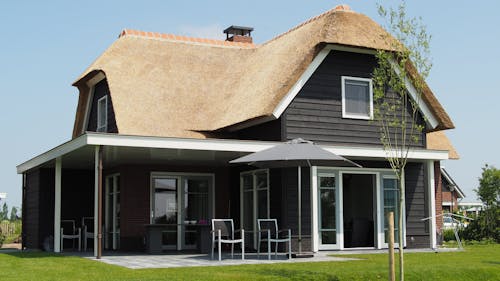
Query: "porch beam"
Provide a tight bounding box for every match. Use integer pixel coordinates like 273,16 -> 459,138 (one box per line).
427,160 -> 437,249
310,166 -> 319,252
94,146 -> 103,258
54,157 -> 62,253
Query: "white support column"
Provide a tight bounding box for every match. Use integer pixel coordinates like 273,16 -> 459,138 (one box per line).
310,166 -> 319,252
94,146 -> 99,257
54,157 -> 62,253
427,160 -> 437,249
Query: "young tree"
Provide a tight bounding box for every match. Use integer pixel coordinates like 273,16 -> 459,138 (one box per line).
462,165 -> 500,242
475,164 -> 500,208
10,206 -> 19,221
373,2 -> 432,280
0,202 -> 8,221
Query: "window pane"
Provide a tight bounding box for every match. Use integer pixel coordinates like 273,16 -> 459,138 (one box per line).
321,231 -> 336,244
154,178 -> 178,224
257,189 -> 268,219
242,174 -> 253,190
320,176 -> 335,188
383,178 -> 399,243
256,172 -> 268,189
345,79 -> 370,116
320,189 -> 336,229
243,190 -> 253,229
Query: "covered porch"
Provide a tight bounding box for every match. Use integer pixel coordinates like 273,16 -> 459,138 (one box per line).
17,132 -> 447,258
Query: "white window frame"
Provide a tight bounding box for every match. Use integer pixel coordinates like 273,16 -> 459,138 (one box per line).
97,96 -> 108,132
341,76 -> 373,120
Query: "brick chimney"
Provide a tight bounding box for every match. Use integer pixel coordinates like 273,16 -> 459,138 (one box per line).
223,25 -> 253,43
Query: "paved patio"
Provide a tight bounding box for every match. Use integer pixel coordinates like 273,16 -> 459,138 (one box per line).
79,251 -> 358,269
67,247 -> 460,269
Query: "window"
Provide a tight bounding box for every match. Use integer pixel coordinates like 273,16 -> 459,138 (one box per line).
341,76 -> 373,119
97,96 -> 108,132
240,169 -> 269,248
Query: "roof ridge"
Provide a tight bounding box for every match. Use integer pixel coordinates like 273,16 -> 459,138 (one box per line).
261,6 -> 356,46
119,29 -> 256,48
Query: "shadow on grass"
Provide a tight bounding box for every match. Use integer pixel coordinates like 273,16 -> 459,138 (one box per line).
483,260 -> 500,265
1,251 -> 69,259
251,268 -> 340,281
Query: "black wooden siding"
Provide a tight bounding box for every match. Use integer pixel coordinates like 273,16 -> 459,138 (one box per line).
23,168 -> 54,250
404,162 -> 430,248
87,79 -> 118,133
283,51 -> 426,148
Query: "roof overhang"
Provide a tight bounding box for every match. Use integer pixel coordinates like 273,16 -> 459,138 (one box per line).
441,167 -> 465,198
17,132 -> 450,174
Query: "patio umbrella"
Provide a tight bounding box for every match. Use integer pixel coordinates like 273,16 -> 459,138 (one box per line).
230,138 -> 361,257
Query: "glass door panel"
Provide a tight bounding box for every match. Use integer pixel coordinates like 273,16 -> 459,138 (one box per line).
182,178 -> 210,249
382,177 -> 399,245
153,177 -> 179,249
318,173 -> 338,249
105,174 -> 120,250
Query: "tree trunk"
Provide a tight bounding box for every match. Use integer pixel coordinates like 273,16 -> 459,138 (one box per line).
399,169 -> 405,281
388,211 -> 396,281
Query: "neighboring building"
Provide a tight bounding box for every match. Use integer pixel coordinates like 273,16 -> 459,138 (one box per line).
17,5 -> 458,257
0,193 -> 6,202
458,202 -> 484,217
440,168 -> 465,213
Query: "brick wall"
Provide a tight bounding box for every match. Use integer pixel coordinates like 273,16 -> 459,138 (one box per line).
434,161 -> 443,235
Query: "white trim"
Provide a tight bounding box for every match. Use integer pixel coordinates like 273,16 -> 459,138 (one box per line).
311,166 -> 318,252
341,76 -> 373,120
440,168 -> 465,198
97,96 -> 108,132
316,171 -> 340,250
54,157 -> 62,253
272,46 -> 333,118
427,160 -> 437,249
17,133 -> 450,174
16,134 -> 87,174
388,58 -> 439,129
82,72 -> 106,135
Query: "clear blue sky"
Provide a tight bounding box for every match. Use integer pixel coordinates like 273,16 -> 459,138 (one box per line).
1,1 -> 499,208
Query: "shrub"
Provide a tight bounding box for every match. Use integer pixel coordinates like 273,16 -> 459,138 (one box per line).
460,206 -> 500,243
443,229 -> 456,241
0,229 -> 5,248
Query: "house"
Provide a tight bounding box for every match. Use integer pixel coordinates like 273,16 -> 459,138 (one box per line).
17,5 -> 458,257
440,167 -> 464,213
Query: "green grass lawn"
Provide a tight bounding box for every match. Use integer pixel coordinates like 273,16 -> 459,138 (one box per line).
1,244 -> 499,281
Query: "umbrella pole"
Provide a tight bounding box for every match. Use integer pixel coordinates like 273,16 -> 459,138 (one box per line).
298,166 -> 302,254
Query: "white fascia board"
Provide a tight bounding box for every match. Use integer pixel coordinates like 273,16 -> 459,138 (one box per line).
272,45 -> 333,118
16,134 -> 88,174
85,133 -> 279,152
322,145 -> 449,161
271,44 -> 375,120
388,58 -> 439,129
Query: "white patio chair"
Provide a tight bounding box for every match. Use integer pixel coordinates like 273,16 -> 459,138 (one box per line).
257,219 -> 291,260
81,217 -> 94,251
211,219 -> 245,261
60,219 -> 81,252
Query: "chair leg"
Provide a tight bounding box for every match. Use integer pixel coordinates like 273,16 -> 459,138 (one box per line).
267,239 -> 271,260
275,242 -> 278,257
257,236 -> 260,259
231,243 -> 234,259
218,230 -> 222,261
288,240 -> 292,259
211,239 -> 214,260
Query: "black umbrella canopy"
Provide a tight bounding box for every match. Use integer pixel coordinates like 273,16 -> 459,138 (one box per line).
230,138 -> 361,168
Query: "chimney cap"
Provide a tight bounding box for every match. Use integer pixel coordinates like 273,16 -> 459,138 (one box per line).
334,4 -> 351,11
223,25 -> 254,35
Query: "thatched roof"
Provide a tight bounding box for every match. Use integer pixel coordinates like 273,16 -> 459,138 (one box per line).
427,131 -> 459,159
72,5 -> 454,140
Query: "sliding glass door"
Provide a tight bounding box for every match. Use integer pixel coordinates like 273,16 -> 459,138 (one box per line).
151,173 -> 213,250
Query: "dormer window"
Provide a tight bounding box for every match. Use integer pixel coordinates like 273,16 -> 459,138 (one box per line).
97,96 -> 108,132
341,76 -> 373,120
